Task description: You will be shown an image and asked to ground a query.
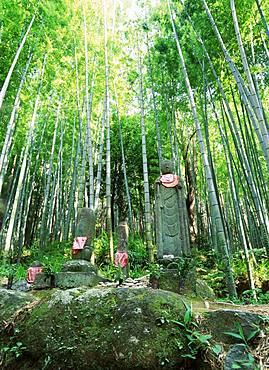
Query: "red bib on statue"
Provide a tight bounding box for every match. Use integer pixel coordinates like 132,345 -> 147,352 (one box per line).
72,236 -> 87,250
160,174 -> 179,188
115,251 -> 128,268
27,267 -> 43,283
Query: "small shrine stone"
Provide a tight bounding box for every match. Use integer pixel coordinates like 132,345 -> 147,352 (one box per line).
32,273 -> 52,290
61,260 -> 98,274
55,272 -> 105,289
72,208 -> 96,261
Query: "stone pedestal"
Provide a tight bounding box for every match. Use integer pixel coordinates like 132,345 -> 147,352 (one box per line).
32,273 -> 53,289
151,263 -> 215,299
158,269 -> 181,294
57,260 -> 106,288
55,272 -> 104,289
32,260 -> 106,290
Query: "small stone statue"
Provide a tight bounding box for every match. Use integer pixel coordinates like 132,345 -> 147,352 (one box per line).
115,221 -> 129,281
155,160 -> 190,261
27,261 -> 43,283
72,208 -> 96,261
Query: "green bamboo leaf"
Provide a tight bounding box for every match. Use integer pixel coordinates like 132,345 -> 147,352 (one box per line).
223,331 -> 244,340
212,344 -> 222,355
171,319 -> 184,327
196,334 -> 212,343
232,363 -> 242,369
184,307 -> 192,325
182,353 -> 196,359
247,329 -> 259,342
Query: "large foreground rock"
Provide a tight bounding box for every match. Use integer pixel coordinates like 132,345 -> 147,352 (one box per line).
0,288 -> 37,325
1,287 -> 187,369
1,287 -> 267,369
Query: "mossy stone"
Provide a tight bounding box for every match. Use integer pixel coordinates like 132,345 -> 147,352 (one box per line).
158,269 -> 180,294
61,260 -> 98,273
0,288 -> 37,326
1,287 -> 187,369
32,273 -> 52,290
55,272 -> 104,288
224,344 -> 254,370
204,310 -> 264,344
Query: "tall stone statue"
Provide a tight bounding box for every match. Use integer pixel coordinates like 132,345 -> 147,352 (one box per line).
155,160 -> 190,261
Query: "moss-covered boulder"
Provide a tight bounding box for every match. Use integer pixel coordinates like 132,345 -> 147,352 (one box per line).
203,310 -> 264,344
0,288 -> 38,326
1,287 -> 188,369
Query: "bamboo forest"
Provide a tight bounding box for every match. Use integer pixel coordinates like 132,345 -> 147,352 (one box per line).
0,0 -> 269,369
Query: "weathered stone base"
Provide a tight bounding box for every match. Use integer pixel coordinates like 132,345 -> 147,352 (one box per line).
152,268 -> 215,299
32,273 -> 53,289
33,260 -> 106,290
61,259 -> 98,274
158,269 -> 181,294
224,344 -> 254,370
55,272 -> 104,288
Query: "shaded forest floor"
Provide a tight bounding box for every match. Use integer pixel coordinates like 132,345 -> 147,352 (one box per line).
192,300 -> 269,316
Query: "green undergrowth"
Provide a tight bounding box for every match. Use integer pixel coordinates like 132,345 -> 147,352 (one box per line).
95,232 -> 149,279
194,247 -> 269,304
0,241 -> 72,282
1,234 -> 269,306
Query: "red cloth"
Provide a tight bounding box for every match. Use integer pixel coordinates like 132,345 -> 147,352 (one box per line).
27,267 -> 43,283
160,174 -> 179,188
115,251 -> 128,268
72,237 -> 87,250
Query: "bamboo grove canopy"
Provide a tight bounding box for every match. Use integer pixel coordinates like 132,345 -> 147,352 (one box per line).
0,0 -> 269,298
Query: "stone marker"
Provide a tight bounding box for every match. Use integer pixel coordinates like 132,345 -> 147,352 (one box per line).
33,208 -> 106,290
155,160 -> 190,261
115,221 -> 129,280
204,310 -> 263,344
27,261 -> 43,283
57,208 -> 106,289
32,272 -> 52,289
72,208 -> 96,261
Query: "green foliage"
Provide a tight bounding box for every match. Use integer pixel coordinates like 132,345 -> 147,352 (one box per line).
224,322 -> 260,346
241,289 -> 269,304
93,231 -> 112,266
128,236 -> 148,269
147,263 -> 161,278
172,302 -> 222,361
223,322 -> 258,368
29,241 -> 71,274
1,328 -> 26,361
99,264 -> 120,281
0,261 -> 27,281
0,241 -> 71,281
189,248 -> 269,302
96,233 -> 148,280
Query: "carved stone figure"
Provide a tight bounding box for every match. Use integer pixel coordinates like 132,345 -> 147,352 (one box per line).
155,160 -> 190,260
115,221 -> 129,280
72,208 -> 96,261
